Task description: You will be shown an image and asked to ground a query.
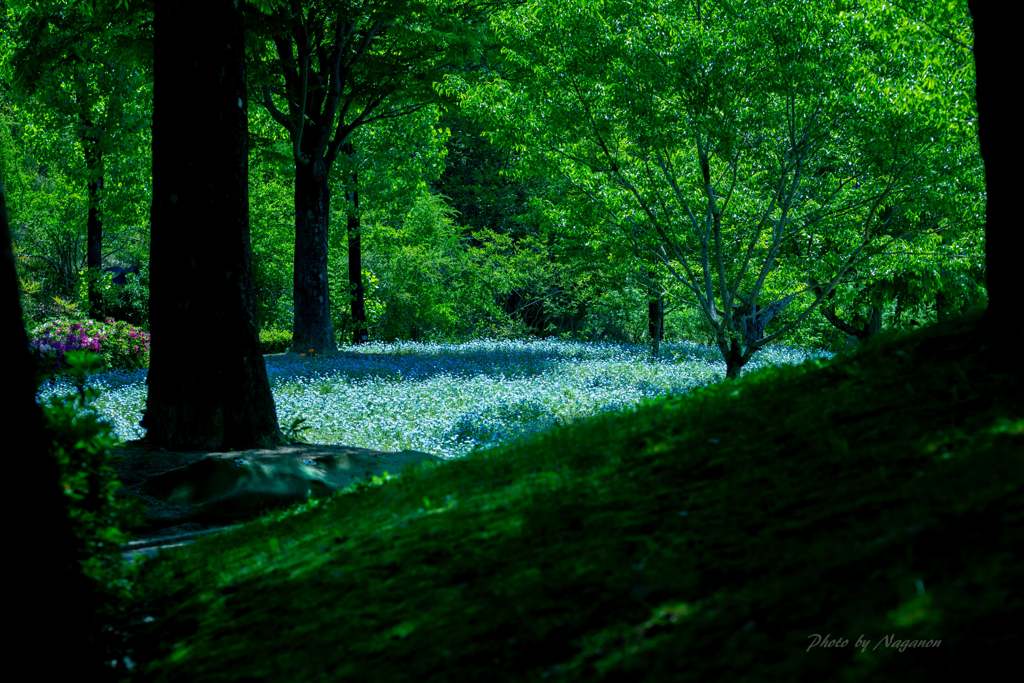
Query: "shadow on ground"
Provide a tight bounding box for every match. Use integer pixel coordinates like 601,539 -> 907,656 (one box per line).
115,443 -> 439,556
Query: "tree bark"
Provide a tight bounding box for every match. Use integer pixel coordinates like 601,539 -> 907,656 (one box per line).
969,2 -> 1013,330
144,0 -> 281,450
345,144 -> 368,344
2,175 -> 100,678
647,283 -> 663,357
84,134 -> 104,319
292,158 -> 336,353
821,302 -> 881,342
721,337 -> 749,380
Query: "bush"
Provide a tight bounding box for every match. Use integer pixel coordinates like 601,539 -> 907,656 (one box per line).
42,352 -> 138,600
92,266 -> 150,327
30,317 -> 150,373
359,192 -> 516,342
260,328 -> 293,354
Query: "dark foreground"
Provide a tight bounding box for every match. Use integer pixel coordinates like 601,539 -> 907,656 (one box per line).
125,317 -> 1022,681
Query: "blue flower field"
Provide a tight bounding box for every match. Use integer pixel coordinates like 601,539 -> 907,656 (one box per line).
38,339 -> 825,458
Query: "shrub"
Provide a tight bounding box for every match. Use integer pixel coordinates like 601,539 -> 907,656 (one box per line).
360,192 -> 516,342
42,352 -> 138,600
260,328 -> 293,354
30,317 -> 150,373
92,265 -> 150,327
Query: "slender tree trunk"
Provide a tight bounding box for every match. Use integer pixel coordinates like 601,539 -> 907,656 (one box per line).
866,305 -> 882,336
934,288 -> 948,321
647,283 -> 663,357
2,176 -> 99,678
84,135 -> 104,318
344,145 -> 368,344
144,0 -> 281,450
292,158 -> 335,353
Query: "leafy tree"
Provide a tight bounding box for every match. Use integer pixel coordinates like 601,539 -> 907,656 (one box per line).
808,0 -> 983,346
332,103 -> 450,338
143,0 -> 281,449
248,0 -> 477,351
0,89 -> 87,309
454,0 -> 981,375
7,0 -> 151,318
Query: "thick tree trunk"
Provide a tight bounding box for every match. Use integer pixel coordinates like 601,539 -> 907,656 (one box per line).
144,0 -> 281,450
345,151 -> 368,345
2,177 -> 99,677
84,135 -> 104,318
647,288 -> 663,357
292,159 -> 335,353
969,2 -> 1013,330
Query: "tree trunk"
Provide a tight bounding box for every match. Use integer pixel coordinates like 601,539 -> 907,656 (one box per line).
866,305 -> 882,337
934,289 -> 948,321
344,145 -> 368,344
969,2 -> 1013,330
2,175 -> 100,677
647,288 -> 663,357
723,339 -> 747,380
292,158 -> 335,353
84,135 -> 104,319
144,0 -> 281,450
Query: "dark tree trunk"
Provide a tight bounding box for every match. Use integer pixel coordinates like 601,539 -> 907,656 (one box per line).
346,202 -> 368,345
344,145 -> 368,345
647,284 -> 664,357
866,305 -> 882,337
820,295 -> 881,343
969,2 -> 1013,330
84,135 -> 104,319
2,177 -> 99,677
723,339 -> 747,380
292,158 -> 335,353
144,0 -> 281,450
935,289 -> 948,321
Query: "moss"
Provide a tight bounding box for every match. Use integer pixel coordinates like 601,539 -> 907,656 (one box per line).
130,316 -> 1023,681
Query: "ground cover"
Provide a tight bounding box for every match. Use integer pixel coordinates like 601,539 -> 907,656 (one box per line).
39,339 -> 823,457
126,318 -> 1023,681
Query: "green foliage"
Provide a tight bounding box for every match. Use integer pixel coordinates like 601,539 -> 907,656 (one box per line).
448,0 -> 984,360
282,415 -> 311,443
3,0 -> 985,357
88,265 -> 149,326
2,0 -> 151,325
132,317 -> 1023,680
248,104 -> 296,331
41,355 -> 137,599
359,191 -> 518,341
30,316 -> 150,373
258,328 -> 292,354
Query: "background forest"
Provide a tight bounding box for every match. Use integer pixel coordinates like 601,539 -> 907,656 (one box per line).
1,0 -> 985,368
4,2 -> 1020,681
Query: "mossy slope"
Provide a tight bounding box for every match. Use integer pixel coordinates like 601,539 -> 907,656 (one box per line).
134,319 -> 1023,681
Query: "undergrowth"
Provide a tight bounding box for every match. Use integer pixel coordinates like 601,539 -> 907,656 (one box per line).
128,318 -> 1023,681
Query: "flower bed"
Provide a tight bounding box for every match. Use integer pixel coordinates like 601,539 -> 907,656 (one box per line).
38,338 -> 826,456
31,318 -> 150,372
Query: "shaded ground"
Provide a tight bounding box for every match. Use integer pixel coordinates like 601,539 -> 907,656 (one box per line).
115,443 -> 438,555
126,318 -> 1022,681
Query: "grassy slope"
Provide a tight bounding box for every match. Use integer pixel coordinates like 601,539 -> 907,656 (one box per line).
133,318 -> 1023,681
